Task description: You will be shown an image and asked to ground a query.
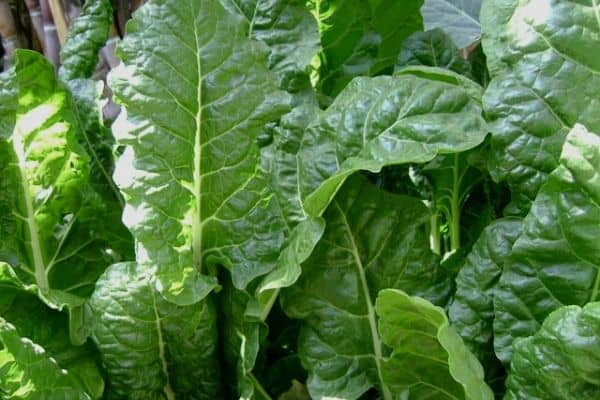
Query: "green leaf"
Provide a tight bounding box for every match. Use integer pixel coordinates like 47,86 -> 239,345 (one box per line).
298,73 -> 488,217
222,0 -> 320,91
395,28 -> 473,77
87,262 -> 222,399
493,124 -> 600,363
281,175 -> 450,399
109,0 -> 291,304
421,0 -> 482,48
481,0 -> 600,212
376,289 -> 494,399
0,51 -> 120,310
504,302 -> 600,400
59,0 -> 112,80
0,294 -> 104,400
309,0 -> 423,97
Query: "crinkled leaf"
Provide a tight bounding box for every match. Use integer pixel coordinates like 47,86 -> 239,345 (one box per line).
109,0 -> 290,304
493,124 -> 600,363
421,0 -> 482,48
59,0 -> 112,80
87,262 -> 222,399
309,0 -> 423,97
481,0 -> 600,212
376,289 -> 494,399
222,0 -> 320,91
0,293 -> 104,399
395,28 -> 472,77
0,51 -> 120,311
298,73 -> 488,217
504,302 -> 600,400
282,175 -> 450,399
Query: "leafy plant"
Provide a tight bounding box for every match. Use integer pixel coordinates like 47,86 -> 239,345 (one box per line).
0,0 -> 599,399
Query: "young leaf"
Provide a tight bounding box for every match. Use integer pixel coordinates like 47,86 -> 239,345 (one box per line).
376,289 -> 494,399
87,262 -> 222,398
281,175 -> 450,399
59,0 -> 112,80
298,73 -> 487,217
421,0 -> 482,48
481,0 -> 600,212
109,0 -> 291,304
504,302 -> 600,400
493,124 -> 600,363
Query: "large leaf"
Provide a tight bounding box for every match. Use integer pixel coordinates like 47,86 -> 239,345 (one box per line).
222,0 -> 320,91
504,302 -> 600,400
309,0 -> 423,97
421,0 -> 482,48
109,0 -> 291,304
297,72 -> 488,217
395,28 -> 473,77
59,0 -> 112,80
0,51 -> 119,310
281,175 -> 450,399
0,293 -> 104,399
87,262 -> 222,399
376,289 -> 494,399
493,124 -> 600,363
481,0 -> 600,212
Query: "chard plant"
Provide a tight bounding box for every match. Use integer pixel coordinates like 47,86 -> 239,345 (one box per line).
0,0 -> 599,399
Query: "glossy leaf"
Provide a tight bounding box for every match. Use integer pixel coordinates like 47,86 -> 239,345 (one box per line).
504,302 -> 600,400
309,0 -> 423,96
481,0 -> 600,212
395,28 -> 472,76
87,262 -> 222,399
0,51 -> 119,310
222,0 -> 319,91
59,0 -> 112,80
298,73 -> 488,217
109,0 -> 290,304
421,0 -> 482,48
282,176 -> 450,399
376,289 -> 494,399
493,124 -> 600,363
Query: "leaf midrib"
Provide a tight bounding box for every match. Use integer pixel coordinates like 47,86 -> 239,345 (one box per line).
333,200 -> 391,400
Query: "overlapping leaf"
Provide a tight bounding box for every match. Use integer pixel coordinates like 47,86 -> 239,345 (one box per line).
421,0 -> 482,48
376,289 -> 493,399
282,176 -> 450,399
504,302 -> 600,400
0,51 -> 120,313
481,0 -> 600,212
297,72 -> 488,217
493,124 -> 600,363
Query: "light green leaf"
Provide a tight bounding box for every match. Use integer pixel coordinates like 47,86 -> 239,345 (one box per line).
376,289 -> 494,399
282,175 -> 450,399
493,124 -> 600,363
0,295 -> 104,400
421,0 -> 482,48
59,0 -> 112,80
309,0 -> 423,97
504,302 -> 600,400
298,73 -> 488,217
395,28 -> 473,77
481,0 -> 600,212
222,0 -> 320,91
87,262 -> 222,399
0,51 -> 120,311
109,0 -> 290,304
